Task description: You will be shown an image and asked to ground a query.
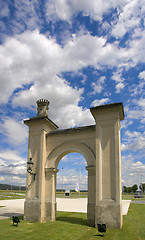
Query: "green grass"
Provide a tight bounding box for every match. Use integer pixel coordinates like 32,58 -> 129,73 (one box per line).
0,190 -> 88,200
56,191 -> 88,198
122,193 -> 145,201
0,190 -> 25,200
1,190 -> 144,200
106,204 -> 145,240
0,204 -> 145,239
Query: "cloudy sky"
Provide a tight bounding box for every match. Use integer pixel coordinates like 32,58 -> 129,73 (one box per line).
0,0 -> 145,190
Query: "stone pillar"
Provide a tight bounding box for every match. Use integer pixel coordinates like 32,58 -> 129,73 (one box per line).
86,166 -> 96,227
90,103 -> 124,229
44,168 -> 59,221
24,99 -> 58,222
24,122 -> 48,221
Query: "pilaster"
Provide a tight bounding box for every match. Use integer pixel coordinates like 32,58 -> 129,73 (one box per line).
86,166 -> 96,227
90,102 -> 124,228
24,99 -> 58,222
24,119 -> 52,221
45,168 -> 59,221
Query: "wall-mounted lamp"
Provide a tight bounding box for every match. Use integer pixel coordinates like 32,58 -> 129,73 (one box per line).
27,157 -> 36,180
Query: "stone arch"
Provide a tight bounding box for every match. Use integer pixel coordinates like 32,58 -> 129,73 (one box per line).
45,141 -> 96,226
24,100 -> 124,229
45,141 -> 96,169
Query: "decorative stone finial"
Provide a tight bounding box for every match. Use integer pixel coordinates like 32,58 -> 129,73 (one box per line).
36,99 -> 50,117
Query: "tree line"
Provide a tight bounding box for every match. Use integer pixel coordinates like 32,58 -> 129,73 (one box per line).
0,183 -> 26,191
123,184 -> 145,193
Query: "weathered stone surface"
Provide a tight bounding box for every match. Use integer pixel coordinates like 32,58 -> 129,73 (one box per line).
87,203 -> 95,227
24,100 -> 124,228
24,199 -> 44,222
95,200 -> 122,229
45,202 -> 57,221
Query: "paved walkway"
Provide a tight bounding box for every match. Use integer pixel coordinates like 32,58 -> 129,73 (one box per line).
121,200 -> 131,215
0,198 -> 131,220
131,200 -> 145,204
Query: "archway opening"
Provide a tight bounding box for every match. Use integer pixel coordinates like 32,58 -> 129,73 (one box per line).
56,152 -> 88,213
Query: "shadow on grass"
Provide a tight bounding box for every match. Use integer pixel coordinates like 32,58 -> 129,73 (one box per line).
0,213 -> 23,218
56,216 -> 87,226
94,233 -> 105,237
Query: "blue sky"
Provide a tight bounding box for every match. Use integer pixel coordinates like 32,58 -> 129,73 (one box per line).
0,0 -> 145,190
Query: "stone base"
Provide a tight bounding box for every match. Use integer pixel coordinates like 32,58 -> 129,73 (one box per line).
87,203 -> 95,227
24,199 -> 57,222
24,198 -> 44,222
45,201 -> 57,221
95,200 -> 122,229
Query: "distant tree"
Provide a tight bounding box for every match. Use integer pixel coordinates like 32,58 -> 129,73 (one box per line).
132,184 -> 138,193
142,184 -> 145,193
127,187 -> 132,193
122,186 -> 127,193
139,183 -> 145,192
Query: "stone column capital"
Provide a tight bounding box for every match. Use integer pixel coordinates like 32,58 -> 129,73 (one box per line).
90,102 -> 124,122
86,166 -> 96,171
45,167 -> 59,174
86,166 -> 96,175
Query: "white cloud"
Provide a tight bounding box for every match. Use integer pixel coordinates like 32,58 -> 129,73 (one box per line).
120,119 -> 133,129
116,82 -> 125,93
0,149 -> 26,185
61,155 -> 69,162
121,155 -> 145,186
0,158 -> 26,185
111,0 -> 144,39
0,31 -> 123,94
141,118 -> 145,124
0,118 -> 28,146
124,98 -> 145,125
91,98 -> 110,107
0,0 -> 134,46
57,168 -> 87,190
0,17 -> 145,130
11,0 -> 41,33
62,34 -> 107,70
130,71 -> 145,96
128,32 -> 145,67
62,34 -> 137,70
0,176 -> 5,182
0,29 -> 143,106
45,0 -> 129,22
2,31 -> 107,127
1,30 -> 133,129
139,71 -> 145,80
126,109 -> 145,120
0,159 -> 7,166
91,76 -> 106,94
111,71 -> 125,93
137,98 -> 145,109
121,130 -> 145,151
0,150 -> 25,163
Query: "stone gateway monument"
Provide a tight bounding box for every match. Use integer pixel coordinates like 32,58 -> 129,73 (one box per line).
24,99 -> 124,228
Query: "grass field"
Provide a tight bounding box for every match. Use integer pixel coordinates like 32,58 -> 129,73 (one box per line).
56,191 -> 88,198
0,190 -> 88,200
122,193 -> 145,201
0,189 -> 144,200
0,190 -> 25,200
0,204 -> 145,240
